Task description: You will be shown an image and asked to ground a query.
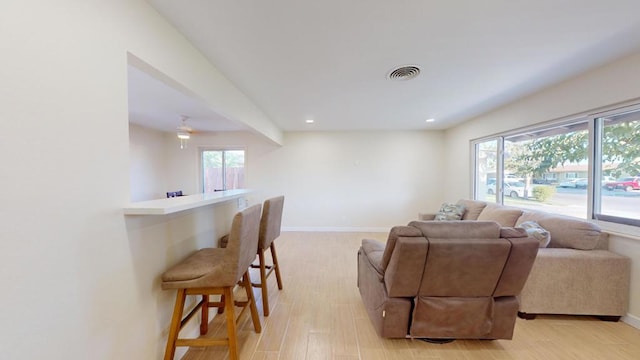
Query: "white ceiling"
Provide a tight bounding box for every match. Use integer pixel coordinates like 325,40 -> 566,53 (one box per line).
127,65 -> 248,133
138,0 -> 640,133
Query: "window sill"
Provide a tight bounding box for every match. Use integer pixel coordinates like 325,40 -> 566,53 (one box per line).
594,220 -> 640,241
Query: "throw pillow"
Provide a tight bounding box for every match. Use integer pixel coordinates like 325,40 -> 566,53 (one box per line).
519,220 -> 551,248
434,203 -> 466,221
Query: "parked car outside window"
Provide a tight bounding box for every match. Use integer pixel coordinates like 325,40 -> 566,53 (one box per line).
558,178 -> 588,189
604,176 -> 640,192
487,180 -> 526,198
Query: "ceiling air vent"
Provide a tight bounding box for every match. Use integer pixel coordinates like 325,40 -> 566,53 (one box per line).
388,65 -> 421,81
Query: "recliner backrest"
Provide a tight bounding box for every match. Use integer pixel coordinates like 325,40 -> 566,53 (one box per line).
411,220 -> 508,297
381,221 -> 539,300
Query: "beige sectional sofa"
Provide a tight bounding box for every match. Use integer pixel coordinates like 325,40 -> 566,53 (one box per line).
419,199 -> 631,321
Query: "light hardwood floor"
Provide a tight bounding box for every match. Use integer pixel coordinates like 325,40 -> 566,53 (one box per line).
180,231 -> 640,360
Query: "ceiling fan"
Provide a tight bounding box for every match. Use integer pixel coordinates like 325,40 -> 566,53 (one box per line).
177,115 -> 192,138
177,115 -> 193,149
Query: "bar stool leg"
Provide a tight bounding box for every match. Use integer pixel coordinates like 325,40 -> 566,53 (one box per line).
164,289 -> 186,360
257,250 -> 270,316
200,294 -> 209,335
270,243 -> 283,290
243,271 -> 262,333
223,287 -> 238,360
217,294 -> 225,314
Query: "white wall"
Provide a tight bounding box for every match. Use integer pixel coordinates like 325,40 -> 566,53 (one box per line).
0,1 -> 278,359
443,51 -> 640,325
129,124 -> 168,201
167,130 -> 446,230
252,131 -> 446,230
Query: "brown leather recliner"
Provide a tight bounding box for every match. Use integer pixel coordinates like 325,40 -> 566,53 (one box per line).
357,220 -> 539,341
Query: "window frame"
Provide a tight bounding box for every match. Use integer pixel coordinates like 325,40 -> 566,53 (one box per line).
591,105 -> 640,227
471,103 -> 640,227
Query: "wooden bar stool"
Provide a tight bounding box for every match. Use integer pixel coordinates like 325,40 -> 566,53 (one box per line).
161,204 -> 263,360
251,196 -> 285,316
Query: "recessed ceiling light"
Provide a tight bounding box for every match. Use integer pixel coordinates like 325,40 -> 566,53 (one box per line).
425,118 -> 435,123
305,119 -> 315,124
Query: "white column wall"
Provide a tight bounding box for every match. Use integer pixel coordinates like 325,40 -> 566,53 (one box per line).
129,124 -> 168,202
0,1 -> 278,359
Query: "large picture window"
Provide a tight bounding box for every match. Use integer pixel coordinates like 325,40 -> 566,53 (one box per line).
201,149 -> 245,192
473,104 -> 640,226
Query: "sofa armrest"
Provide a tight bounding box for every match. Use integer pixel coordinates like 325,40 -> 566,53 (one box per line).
519,248 -> 630,316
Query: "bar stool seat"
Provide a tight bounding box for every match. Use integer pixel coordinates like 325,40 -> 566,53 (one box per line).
162,248 -> 228,287
161,204 -> 263,360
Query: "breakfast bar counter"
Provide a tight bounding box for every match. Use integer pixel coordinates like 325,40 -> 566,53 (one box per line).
124,189 -> 252,215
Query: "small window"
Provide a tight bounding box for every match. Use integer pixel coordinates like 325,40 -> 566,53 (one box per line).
201,149 -> 245,192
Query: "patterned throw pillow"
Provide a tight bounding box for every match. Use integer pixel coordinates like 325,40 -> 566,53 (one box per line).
434,203 -> 466,221
519,220 -> 551,248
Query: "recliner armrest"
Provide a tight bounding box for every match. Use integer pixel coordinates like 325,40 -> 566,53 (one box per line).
361,238 -> 385,254
381,226 -> 423,270
385,236 -> 428,297
360,239 -> 385,276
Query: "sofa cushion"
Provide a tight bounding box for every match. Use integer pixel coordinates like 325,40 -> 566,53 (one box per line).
434,203 -> 466,220
456,199 -> 487,220
516,211 -> 601,250
519,221 -> 551,248
477,203 -> 523,227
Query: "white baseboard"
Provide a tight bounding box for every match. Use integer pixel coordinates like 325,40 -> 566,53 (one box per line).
282,226 -> 390,233
622,313 -> 640,329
